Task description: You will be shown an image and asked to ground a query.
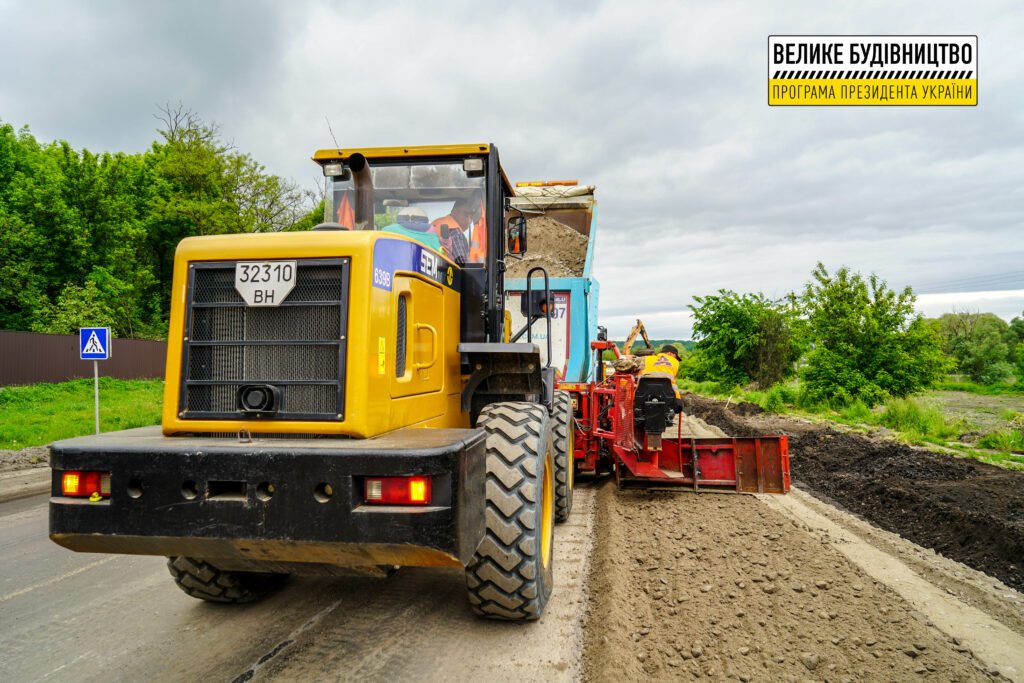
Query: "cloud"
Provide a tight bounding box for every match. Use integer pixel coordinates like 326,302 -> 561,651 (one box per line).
2,0 -> 1021,338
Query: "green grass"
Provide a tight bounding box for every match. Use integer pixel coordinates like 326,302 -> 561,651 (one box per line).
978,429 -> 1024,454
0,378 -> 164,449
934,379 -> 1024,394
681,378 -> 1024,470
874,398 -> 964,445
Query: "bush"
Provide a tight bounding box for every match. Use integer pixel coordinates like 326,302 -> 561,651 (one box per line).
978,361 -> 1014,386
978,429 -> 1024,453
877,398 -> 960,442
934,312 -> 1015,384
1015,342 -> 1024,383
839,400 -> 873,423
689,290 -> 801,388
756,384 -> 800,413
763,386 -> 786,413
796,263 -> 947,406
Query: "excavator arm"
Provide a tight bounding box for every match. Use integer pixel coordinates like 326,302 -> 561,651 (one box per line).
621,319 -> 653,356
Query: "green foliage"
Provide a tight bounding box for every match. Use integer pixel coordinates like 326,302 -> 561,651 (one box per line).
677,378 -> 739,398
839,399 -> 873,423
934,312 -> 1015,384
0,378 -> 164,449
762,385 -> 787,413
0,106 -> 315,338
796,263 -> 947,406
876,398 -> 962,443
1008,314 -> 1024,344
977,429 -> 1024,454
30,280 -> 117,334
689,290 -> 801,388
646,339 -> 695,352
979,361 -> 1014,385
934,379 -> 1024,395
1014,341 -> 1024,383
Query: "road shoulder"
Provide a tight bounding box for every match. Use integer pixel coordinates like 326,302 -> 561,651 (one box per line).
0,468 -> 50,503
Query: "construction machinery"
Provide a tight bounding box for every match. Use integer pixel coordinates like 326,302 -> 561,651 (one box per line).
560,333 -> 790,493
497,186 -> 790,493
47,145 -> 789,624
49,144 -> 574,620
505,182 -> 600,385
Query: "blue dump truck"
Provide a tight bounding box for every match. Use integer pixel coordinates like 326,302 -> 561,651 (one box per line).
505,183 -> 599,383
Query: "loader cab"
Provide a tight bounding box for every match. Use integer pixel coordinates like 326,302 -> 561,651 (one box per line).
313,144 -> 514,343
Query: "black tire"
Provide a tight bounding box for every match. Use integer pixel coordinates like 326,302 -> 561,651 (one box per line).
551,390 -> 575,523
465,402 -> 556,620
167,556 -> 288,604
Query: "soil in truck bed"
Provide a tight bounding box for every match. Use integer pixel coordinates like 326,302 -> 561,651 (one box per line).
506,215 -> 588,278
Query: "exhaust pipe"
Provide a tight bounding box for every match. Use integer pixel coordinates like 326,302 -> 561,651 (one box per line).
349,153 -> 374,229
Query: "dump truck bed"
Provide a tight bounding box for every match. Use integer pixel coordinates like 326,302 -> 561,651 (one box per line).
506,184 -> 599,383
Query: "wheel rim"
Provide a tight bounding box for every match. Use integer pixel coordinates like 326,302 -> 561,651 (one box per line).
541,450 -> 554,569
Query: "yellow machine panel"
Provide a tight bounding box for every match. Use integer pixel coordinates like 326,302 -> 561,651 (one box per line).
161,230 -> 467,439
391,276 -> 444,399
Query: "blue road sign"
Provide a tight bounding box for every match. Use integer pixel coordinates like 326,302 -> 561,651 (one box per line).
80,327 -> 112,360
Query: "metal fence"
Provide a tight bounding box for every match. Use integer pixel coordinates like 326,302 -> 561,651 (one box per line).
0,330 -> 167,386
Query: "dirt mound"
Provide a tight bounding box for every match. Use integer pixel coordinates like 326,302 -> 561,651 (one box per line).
506,216 -> 587,278
682,394 -> 766,438
733,401 -> 765,416
583,482 -> 992,682
669,415 -> 728,439
685,394 -> 1024,592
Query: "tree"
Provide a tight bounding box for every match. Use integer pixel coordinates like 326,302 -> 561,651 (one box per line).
0,108 -> 317,338
689,290 -> 801,388
934,312 -> 1014,384
1009,313 -> 1024,345
31,280 -> 117,335
796,263 -> 946,405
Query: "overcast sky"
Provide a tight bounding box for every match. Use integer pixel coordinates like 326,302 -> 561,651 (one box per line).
2,0 -> 1021,338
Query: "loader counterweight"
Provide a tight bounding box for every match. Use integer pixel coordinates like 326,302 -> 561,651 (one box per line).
50,426 -> 487,569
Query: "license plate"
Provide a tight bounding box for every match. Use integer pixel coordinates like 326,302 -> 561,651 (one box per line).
234,261 -> 297,306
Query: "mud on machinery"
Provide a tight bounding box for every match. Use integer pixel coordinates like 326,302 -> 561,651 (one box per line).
48,144 -> 788,622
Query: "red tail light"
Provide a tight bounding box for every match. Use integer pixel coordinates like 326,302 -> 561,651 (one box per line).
364,476 -> 432,505
61,471 -> 111,498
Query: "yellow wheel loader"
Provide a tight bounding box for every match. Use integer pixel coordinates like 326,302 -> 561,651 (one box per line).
49,144 -> 570,620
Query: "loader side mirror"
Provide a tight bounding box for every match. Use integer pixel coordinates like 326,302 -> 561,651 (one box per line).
507,216 -> 527,255
520,289 -> 549,319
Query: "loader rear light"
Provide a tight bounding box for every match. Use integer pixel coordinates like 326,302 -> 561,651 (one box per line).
363,476 -> 432,505
60,470 -> 111,498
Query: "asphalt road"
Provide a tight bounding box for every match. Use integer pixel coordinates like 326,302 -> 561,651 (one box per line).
0,489 -> 594,682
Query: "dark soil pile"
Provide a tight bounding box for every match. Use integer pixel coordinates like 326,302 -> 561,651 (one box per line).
684,394 -> 1024,591
506,216 -> 588,278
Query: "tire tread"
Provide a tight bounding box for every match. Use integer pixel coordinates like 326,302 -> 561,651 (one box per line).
465,402 -> 554,620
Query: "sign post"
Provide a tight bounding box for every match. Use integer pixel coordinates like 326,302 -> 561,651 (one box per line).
80,327 -> 112,435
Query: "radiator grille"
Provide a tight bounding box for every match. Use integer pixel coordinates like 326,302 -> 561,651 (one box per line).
180,259 -> 349,421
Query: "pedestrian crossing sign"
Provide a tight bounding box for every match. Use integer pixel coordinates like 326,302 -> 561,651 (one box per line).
80,327 -> 111,360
